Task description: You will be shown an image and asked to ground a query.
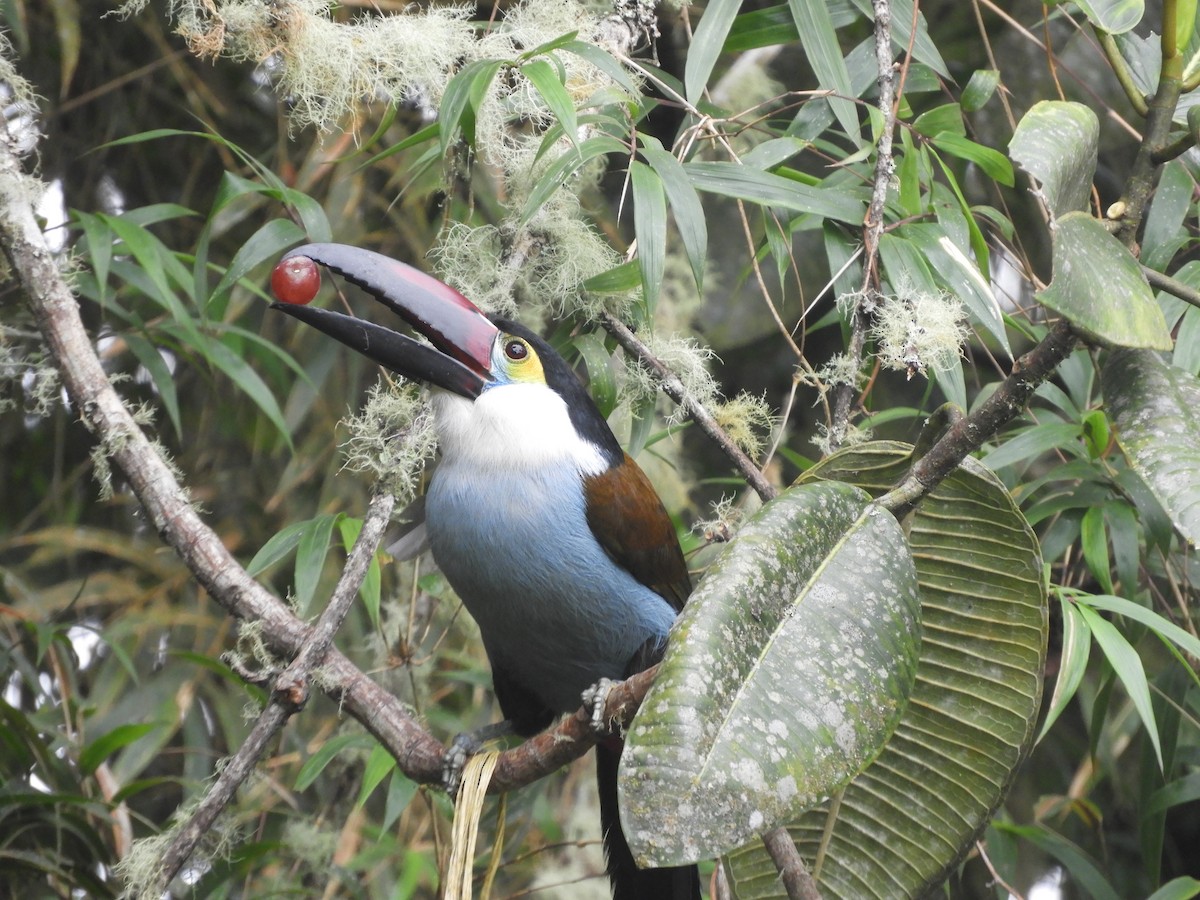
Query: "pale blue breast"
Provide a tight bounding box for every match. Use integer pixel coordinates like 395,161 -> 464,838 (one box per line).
426,460 -> 678,713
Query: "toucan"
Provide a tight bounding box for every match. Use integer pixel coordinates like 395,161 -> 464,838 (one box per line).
272,243 -> 701,900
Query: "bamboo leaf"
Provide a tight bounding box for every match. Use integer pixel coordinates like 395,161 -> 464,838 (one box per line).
685,0 -> 743,103
685,160 -> 863,223
630,160 -> 667,315
641,141 -> 707,292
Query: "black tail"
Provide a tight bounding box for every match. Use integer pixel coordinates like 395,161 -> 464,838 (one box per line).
595,739 -> 701,900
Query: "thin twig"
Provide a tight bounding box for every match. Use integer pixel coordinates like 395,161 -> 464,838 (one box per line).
153,490 -> 396,890
1143,265 -> 1200,310
599,311 -> 778,502
828,0 -> 898,454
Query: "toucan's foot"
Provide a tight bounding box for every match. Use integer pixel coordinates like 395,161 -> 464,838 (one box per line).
582,678 -> 618,735
443,720 -> 514,793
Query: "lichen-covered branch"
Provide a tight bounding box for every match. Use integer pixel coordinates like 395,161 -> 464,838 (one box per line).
150,489 -> 395,891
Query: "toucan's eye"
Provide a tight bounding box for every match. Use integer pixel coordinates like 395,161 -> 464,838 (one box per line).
504,339 -> 529,361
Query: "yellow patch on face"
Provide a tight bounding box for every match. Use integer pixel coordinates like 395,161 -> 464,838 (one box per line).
496,334 -> 546,385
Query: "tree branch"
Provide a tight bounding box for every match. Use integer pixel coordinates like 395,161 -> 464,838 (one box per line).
600,311 -> 778,502
153,489 -> 396,890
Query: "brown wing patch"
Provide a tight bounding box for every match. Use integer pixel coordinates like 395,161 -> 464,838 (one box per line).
583,453 -> 691,612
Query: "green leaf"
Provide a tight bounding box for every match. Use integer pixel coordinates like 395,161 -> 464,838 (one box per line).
383,769 -> 419,831
79,723 -> 160,776
1038,594 -> 1091,743
1102,349 -> 1200,545
913,103 -> 966,138
980,422 -> 1083,472
165,326 -> 295,446
1036,213 -> 1171,349
440,59 -> 504,155
641,141 -> 708,292
961,69 -> 1000,111
685,160 -> 863,223
1142,160 -> 1194,271
123,333 -> 182,439
1080,506 -> 1115,594
295,513 -> 340,617
1082,593 -> 1200,662
930,133 -> 1014,186
247,520 -> 311,576
726,442 -> 1046,899
561,40 -> 639,94
521,58 -> 579,151
685,0 -> 742,103
581,260 -> 641,294
1148,877 -> 1200,900
295,733 -> 376,792
1074,0 -> 1145,34
787,0 -> 861,144
1077,604 -> 1163,770
994,823 -> 1122,900
356,743 -> 397,808
520,135 -> 627,226
572,333 -> 619,418
623,480 -> 922,865
846,0 -> 950,77
630,160 -> 666,315
1009,101 -> 1099,217
901,223 -> 1011,355
338,516 -> 382,630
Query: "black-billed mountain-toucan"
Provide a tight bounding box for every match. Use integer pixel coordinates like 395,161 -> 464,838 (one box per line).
272,243 -> 701,900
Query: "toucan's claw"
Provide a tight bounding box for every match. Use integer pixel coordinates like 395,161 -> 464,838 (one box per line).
582,678 -> 619,735
443,720 -> 515,795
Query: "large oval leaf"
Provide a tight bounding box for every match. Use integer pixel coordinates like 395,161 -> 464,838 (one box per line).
1036,212 -> 1172,350
1009,101 -> 1097,218
725,443 -> 1047,899
1101,349 -> 1200,547
621,480 -> 922,865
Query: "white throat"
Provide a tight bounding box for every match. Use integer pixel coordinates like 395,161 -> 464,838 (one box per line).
431,385 -> 608,476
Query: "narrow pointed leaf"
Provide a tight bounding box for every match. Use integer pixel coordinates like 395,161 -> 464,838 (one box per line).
1038,594 -> 1092,743
521,58 -> 579,150
1101,349 -> 1200,546
630,161 -> 666,314
685,0 -> 742,103
1009,101 -> 1098,217
641,142 -> 708,292
1036,212 -> 1171,349
726,442 -> 1047,899
295,513 -> 340,616
622,480 -> 922,865
686,161 -> 864,223
788,0 -> 861,144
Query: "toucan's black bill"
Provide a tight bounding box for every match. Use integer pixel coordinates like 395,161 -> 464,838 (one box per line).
271,302 -> 488,398
272,243 -> 500,399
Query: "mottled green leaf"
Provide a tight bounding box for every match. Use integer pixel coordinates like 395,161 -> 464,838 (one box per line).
622,481 -> 921,865
1102,350 -> 1200,546
961,69 -> 1000,112
1074,0 -> 1145,34
1036,212 -> 1171,349
726,443 -> 1046,899
1009,101 -> 1098,217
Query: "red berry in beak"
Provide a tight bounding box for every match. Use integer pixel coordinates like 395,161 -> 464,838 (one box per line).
271,255 -> 320,305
